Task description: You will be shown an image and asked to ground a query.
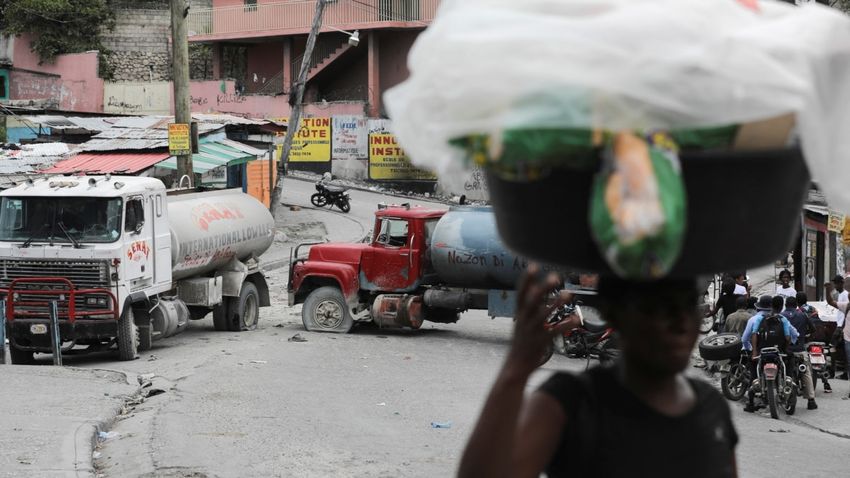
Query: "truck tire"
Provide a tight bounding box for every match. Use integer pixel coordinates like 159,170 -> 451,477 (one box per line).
302,286 -> 353,333
227,282 -> 260,332
138,325 -> 152,352
117,307 -> 139,361
9,346 -> 35,365
212,300 -> 230,331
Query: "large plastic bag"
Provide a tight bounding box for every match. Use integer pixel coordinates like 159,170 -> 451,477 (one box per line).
385,0 -> 850,213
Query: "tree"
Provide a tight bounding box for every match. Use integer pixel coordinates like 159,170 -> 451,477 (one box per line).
0,0 -> 115,64
830,0 -> 850,12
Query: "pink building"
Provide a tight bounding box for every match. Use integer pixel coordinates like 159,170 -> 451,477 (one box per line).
187,0 -> 439,118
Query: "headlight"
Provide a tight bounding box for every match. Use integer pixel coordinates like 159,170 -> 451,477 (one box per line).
86,297 -> 108,307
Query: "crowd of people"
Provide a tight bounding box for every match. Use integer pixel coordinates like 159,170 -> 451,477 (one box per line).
707,271 -> 850,411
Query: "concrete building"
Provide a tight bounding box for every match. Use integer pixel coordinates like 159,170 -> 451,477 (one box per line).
187,0 -> 439,119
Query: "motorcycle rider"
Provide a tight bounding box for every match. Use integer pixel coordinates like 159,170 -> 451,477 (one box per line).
797,292 -> 832,393
742,296 -> 799,413
781,296 -> 817,410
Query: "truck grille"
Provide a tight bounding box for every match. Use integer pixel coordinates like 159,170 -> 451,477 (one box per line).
0,259 -> 110,290
0,259 -> 114,320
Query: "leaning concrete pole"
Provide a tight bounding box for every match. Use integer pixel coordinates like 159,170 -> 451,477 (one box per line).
171,0 -> 194,182
271,0 -> 328,211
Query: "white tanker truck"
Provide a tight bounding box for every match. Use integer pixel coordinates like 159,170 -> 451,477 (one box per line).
0,175 -> 275,364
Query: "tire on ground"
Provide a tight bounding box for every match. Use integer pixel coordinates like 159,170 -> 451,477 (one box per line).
698,333 -> 742,361
302,286 -> 353,333
227,282 -> 260,332
117,307 -> 139,361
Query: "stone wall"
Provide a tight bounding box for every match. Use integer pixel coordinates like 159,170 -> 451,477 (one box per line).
100,0 -> 212,82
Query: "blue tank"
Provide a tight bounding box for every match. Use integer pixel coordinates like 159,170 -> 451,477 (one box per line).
429,206 -> 536,290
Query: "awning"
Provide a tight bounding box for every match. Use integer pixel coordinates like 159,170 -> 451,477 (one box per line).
157,142 -> 257,174
43,152 -> 171,174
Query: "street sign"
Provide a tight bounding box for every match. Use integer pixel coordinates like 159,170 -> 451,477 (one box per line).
168,123 -> 191,156
828,210 -> 845,233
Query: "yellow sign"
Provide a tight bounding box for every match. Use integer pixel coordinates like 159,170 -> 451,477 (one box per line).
843,220 -> 850,245
168,123 -> 191,156
368,133 -> 437,181
828,210 -> 846,233
289,117 -> 331,162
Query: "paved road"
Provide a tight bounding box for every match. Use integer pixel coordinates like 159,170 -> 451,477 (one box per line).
5,180 -> 848,477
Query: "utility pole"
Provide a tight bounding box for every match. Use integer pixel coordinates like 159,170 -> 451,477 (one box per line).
171,0 -> 193,183
271,0 -> 327,210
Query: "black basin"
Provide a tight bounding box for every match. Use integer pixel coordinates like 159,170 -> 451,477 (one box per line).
485,147 -> 809,278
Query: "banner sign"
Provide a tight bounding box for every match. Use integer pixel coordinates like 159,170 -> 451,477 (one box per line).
168,123 -> 191,156
332,115 -> 367,160
289,117 -> 331,162
828,210 -> 846,233
368,133 -> 437,181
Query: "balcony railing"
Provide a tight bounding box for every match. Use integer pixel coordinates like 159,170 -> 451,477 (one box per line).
188,0 -> 438,39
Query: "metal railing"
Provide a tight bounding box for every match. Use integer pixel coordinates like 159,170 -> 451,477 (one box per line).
188,0 -> 437,37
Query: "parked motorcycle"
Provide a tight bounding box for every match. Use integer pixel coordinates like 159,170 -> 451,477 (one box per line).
752,346 -> 797,419
311,179 -> 351,213
550,301 -> 619,369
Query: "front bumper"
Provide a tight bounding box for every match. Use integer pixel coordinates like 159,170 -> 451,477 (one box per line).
6,319 -> 118,352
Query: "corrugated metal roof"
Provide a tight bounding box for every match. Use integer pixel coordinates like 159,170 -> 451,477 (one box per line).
217,139 -> 267,157
44,153 -> 171,174
157,142 -> 255,173
21,116 -> 122,133
192,113 -> 269,126
76,122 -> 225,152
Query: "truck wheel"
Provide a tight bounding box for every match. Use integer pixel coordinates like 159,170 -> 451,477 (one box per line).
227,282 -> 260,332
138,325 -> 152,352
302,286 -> 353,333
212,300 -> 230,331
117,307 -> 139,361
9,346 -> 35,365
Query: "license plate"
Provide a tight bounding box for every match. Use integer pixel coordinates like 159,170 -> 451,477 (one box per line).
30,324 -> 48,335
811,355 -> 826,365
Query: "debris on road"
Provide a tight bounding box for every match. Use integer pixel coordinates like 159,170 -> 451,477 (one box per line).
377,402 -> 387,406
431,421 -> 452,429
769,429 -> 790,433
97,431 -> 119,441
250,360 -> 268,364
274,323 -> 285,328
288,333 -> 308,342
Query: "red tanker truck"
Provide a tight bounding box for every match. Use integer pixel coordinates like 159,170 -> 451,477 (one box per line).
288,204 -> 550,333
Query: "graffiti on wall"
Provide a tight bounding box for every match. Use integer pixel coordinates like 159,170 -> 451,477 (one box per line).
103,82 -> 171,114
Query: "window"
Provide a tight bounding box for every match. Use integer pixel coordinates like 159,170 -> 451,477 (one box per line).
375,218 -> 409,248
125,198 -> 145,233
155,195 -> 162,217
0,197 -> 122,243
0,75 -> 6,99
244,0 -> 257,12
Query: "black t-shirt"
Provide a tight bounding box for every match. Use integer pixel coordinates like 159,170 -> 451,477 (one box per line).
539,366 -> 738,478
717,293 -> 740,319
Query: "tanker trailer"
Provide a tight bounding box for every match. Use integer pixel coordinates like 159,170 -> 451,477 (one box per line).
0,176 -> 274,364
289,204 -> 570,333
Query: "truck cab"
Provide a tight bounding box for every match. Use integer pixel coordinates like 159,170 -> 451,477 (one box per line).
288,204 -> 446,333
0,176 -> 173,364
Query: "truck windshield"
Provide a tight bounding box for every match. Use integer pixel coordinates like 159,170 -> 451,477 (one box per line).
0,197 -> 123,244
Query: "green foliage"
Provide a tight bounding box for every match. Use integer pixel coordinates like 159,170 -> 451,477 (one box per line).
0,120 -> 7,143
0,0 -> 116,65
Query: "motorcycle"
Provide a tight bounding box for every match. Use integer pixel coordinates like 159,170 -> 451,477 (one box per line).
311,180 -> 351,213
807,341 -> 830,391
752,346 -> 797,419
697,333 -> 749,401
550,301 -> 619,369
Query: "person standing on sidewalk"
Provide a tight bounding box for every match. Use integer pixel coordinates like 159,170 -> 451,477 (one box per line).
776,269 -> 796,300
824,280 -> 850,380
781,296 -> 818,409
732,272 -> 750,297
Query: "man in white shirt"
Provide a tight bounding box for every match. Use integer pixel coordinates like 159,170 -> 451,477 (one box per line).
733,272 -> 749,297
776,269 -> 797,299
825,277 -> 849,382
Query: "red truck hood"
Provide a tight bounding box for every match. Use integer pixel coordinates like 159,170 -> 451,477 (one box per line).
307,243 -> 369,265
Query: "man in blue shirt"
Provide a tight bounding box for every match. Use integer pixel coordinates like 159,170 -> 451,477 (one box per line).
743,296 -> 799,413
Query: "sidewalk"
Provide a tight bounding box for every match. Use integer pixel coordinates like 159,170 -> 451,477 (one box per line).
0,364 -> 137,478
